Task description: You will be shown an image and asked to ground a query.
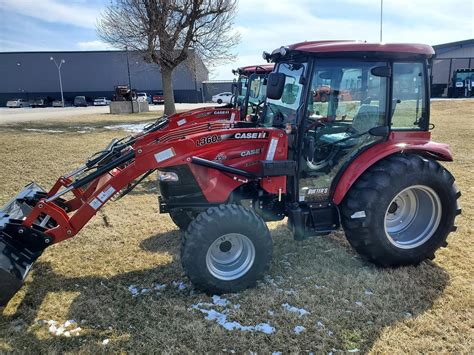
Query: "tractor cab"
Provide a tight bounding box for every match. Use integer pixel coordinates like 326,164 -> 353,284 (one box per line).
449,68 -> 474,98
232,64 -> 274,120
262,41 -> 441,237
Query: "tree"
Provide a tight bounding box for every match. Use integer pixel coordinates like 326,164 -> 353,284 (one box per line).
97,0 -> 239,115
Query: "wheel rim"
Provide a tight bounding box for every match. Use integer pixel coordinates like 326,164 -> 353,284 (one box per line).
384,185 -> 442,249
206,233 -> 255,281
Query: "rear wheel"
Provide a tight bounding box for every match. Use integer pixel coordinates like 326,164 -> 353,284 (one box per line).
340,154 -> 460,266
181,204 -> 272,294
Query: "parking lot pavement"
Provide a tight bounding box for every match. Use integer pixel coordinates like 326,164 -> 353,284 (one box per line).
0,103 -> 216,124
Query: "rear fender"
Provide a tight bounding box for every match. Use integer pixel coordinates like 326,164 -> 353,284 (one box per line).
332,133 -> 453,205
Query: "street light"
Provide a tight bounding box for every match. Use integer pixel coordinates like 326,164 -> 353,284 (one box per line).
50,56 -> 66,107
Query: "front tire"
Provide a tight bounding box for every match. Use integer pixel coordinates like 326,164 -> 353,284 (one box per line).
181,204 -> 272,294
217,99 -> 223,104
340,154 -> 460,266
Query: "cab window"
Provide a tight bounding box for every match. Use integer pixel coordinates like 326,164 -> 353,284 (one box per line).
391,62 -> 426,130
299,60 -> 388,202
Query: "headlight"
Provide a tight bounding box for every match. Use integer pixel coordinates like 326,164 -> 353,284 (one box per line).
158,171 -> 179,182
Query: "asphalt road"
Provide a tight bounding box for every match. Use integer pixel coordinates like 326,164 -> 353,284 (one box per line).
0,103 -> 216,124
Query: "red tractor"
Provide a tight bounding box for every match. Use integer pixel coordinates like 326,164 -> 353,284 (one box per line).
0,41 -> 461,306
154,64 -> 274,132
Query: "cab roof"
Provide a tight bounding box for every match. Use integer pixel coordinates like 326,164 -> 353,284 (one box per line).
271,40 -> 435,60
237,64 -> 274,75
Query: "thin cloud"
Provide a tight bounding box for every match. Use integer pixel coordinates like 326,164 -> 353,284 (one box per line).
77,40 -> 113,50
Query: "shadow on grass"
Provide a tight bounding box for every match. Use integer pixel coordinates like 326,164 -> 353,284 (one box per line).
0,224 -> 449,352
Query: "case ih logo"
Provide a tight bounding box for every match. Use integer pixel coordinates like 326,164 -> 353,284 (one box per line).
233,132 -> 269,139
214,110 -> 230,115
240,148 -> 262,157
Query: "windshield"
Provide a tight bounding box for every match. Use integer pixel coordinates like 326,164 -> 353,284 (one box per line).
247,73 -> 267,104
455,71 -> 474,81
263,62 -> 307,127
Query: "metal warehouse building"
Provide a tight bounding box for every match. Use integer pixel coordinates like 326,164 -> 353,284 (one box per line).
0,50 -> 209,106
431,39 -> 474,97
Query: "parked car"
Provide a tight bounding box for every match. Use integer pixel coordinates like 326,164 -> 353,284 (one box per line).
137,92 -> 151,104
93,97 -> 111,106
73,96 -> 87,107
152,91 -> 164,104
52,100 -> 64,107
31,98 -> 51,108
211,92 -> 233,104
6,98 -> 30,108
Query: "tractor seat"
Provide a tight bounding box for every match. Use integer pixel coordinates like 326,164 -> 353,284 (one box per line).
319,105 -> 382,148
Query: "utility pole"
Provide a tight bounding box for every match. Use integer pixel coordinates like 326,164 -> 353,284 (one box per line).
50,57 -> 66,107
380,0 -> 383,42
125,46 -> 134,113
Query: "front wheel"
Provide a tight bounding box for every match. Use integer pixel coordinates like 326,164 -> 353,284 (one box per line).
181,204 -> 272,294
217,99 -> 223,104
340,154 -> 461,266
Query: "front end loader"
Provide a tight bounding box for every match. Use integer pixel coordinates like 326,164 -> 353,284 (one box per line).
1,41 -> 461,306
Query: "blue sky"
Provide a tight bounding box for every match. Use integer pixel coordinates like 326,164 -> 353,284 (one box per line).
1,0 -> 472,79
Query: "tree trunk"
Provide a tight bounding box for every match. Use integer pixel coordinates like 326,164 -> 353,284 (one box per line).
161,66 -> 176,115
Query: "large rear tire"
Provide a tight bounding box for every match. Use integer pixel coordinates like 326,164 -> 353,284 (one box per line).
340,154 -> 461,266
181,204 -> 272,294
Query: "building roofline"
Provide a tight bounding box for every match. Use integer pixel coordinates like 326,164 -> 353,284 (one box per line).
432,39 -> 474,49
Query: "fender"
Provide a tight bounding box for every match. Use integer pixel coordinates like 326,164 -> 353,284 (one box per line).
332,131 -> 453,205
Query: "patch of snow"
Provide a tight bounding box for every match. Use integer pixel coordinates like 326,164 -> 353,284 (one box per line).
282,303 -> 310,317
172,280 -> 187,290
128,285 -> 139,296
355,301 -> 363,306
141,288 -> 151,294
327,330 -> 334,336
272,352 -> 282,355
233,304 -> 241,310
64,320 -> 76,327
154,283 -> 167,291
45,319 -> 82,337
315,285 -> 326,289
104,123 -> 147,133
24,128 -> 64,133
102,339 -> 110,345
294,325 -> 306,334
316,321 -> 325,329
191,302 -> 275,334
268,310 -> 274,316
347,349 -> 360,353
212,295 -> 230,307
364,289 -> 374,296
404,312 -> 413,318
70,327 -> 82,334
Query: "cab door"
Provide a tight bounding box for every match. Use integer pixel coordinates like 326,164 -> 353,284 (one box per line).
299,59 -> 389,203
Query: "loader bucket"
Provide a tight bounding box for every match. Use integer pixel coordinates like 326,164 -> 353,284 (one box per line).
0,182 -> 47,306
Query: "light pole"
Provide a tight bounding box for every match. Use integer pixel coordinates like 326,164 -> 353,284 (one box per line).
50,57 -> 66,107
379,0 -> 383,42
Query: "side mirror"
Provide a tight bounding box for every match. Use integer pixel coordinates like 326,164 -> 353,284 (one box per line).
266,72 -> 286,100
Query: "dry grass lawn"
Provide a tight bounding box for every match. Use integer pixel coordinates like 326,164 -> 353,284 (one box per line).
0,101 -> 472,353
